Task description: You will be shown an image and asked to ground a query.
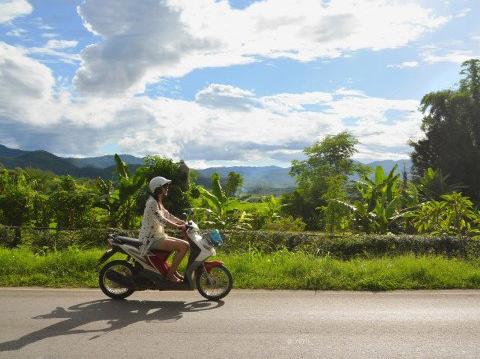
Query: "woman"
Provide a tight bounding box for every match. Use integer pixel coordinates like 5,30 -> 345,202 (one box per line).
139,176 -> 189,283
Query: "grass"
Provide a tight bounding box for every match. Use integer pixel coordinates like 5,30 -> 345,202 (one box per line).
1,247 -> 480,290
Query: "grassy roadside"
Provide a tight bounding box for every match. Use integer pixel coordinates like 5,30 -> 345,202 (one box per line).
1,247 -> 480,290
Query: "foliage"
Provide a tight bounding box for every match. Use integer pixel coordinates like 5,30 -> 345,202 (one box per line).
408,192 -> 480,237
336,165 -> 405,234
263,216 -> 306,232
318,175 -> 351,235
48,176 -> 97,229
193,173 -> 252,230
284,132 -> 361,230
0,169 -> 36,246
224,171 -> 244,197
135,156 -> 191,217
416,167 -> 463,202
3,247 -> 480,290
410,59 -> 480,202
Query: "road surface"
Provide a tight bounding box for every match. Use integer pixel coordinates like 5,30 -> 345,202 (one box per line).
1,288 -> 480,358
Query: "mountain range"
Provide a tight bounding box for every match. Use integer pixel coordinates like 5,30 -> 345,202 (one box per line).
0,144 -> 412,192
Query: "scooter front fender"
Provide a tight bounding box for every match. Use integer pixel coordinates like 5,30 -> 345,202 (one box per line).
203,260 -> 224,273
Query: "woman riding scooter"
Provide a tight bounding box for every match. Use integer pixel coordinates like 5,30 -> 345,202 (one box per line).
139,176 -> 189,283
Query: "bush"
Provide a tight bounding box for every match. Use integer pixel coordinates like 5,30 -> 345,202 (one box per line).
262,216 -> 306,232
2,225 -> 480,260
219,230 -> 480,259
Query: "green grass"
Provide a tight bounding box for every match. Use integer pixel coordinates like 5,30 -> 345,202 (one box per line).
226,199 -> 269,212
1,247 -> 480,290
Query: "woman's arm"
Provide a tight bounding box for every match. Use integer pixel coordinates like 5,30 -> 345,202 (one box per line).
164,209 -> 185,225
151,202 -> 185,230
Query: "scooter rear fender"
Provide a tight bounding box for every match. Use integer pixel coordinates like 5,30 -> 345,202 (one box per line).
98,248 -> 118,265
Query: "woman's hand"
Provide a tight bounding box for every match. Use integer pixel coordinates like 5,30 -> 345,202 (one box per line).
176,223 -> 187,231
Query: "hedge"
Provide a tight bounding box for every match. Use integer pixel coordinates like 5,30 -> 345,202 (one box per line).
1,225 -> 480,259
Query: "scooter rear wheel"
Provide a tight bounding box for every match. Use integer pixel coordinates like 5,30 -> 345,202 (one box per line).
99,260 -> 135,300
196,265 -> 233,301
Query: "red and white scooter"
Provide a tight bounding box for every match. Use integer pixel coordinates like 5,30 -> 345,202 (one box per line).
98,220 -> 233,301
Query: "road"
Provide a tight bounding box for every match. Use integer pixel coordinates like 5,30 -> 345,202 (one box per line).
1,288 -> 480,358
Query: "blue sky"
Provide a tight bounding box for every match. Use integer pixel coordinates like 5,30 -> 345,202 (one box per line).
0,0 -> 479,167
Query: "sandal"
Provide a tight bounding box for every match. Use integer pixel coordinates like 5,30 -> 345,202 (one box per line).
166,273 -> 181,283
174,271 -> 184,281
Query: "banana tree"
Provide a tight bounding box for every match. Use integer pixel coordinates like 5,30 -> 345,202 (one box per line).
95,154 -> 144,228
336,165 -> 403,233
192,173 -> 251,229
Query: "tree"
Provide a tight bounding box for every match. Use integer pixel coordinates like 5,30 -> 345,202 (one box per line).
409,192 -> 480,237
336,165 -> 403,234
410,59 -> 480,202
192,173 -> 251,229
283,132 -> 360,230
224,171 -> 244,197
49,176 -> 95,229
135,156 -> 191,217
0,169 -> 35,246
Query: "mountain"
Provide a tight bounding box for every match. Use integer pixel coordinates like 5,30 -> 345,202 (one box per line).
0,144 -> 413,191
0,149 -> 110,178
0,144 -> 27,158
66,154 -> 144,168
366,159 -> 412,175
195,166 -> 295,191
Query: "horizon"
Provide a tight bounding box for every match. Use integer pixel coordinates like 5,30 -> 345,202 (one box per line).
0,142 -> 412,170
1,1 -> 478,167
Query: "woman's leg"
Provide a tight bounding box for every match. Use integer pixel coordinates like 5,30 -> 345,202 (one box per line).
153,237 -> 190,281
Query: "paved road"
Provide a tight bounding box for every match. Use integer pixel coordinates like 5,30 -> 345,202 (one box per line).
1,289 -> 480,358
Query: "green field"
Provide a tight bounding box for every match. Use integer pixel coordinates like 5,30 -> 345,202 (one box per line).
1,247 -> 480,290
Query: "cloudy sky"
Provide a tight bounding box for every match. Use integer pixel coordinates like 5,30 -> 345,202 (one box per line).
0,0 -> 478,167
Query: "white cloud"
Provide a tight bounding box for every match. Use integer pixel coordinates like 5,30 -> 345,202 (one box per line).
0,0 -> 32,23
41,32 -> 59,39
45,39 -> 78,49
1,40 -> 423,164
387,61 -> 419,69
455,8 -> 471,18
195,84 -> 259,111
74,0 -> 447,96
26,39 -> 80,64
0,42 -> 57,125
6,27 -> 27,37
422,49 -> 477,64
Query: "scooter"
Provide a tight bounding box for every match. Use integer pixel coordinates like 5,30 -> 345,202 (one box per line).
98,221 -> 233,301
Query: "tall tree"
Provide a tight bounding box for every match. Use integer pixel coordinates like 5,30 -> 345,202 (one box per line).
224,171 -> 244,197
0,169 -> 35,246
410,59 -> 480,202
283,132 -> 360,230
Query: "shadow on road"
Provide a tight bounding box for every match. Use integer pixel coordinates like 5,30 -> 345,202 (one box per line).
0,298 -> 224,351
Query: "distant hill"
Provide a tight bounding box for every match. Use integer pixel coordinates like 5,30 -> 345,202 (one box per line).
195,166 -> 295,191
0,144 -> 413,192
366,159 -> 412,175
66,154 -> 144,168
0,144 -> 26,158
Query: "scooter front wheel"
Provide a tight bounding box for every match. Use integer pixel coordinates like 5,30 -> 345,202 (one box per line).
196,265 -> 233,301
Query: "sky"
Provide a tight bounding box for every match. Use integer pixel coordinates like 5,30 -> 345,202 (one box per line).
0,0 -> 479,168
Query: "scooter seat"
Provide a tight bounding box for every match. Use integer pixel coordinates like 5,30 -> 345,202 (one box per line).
113,236 -> 142,247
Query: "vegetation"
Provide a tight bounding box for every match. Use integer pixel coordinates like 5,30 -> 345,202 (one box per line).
2,59 -> 480,290
410,59 -> 480,202
2,247 -> 480,290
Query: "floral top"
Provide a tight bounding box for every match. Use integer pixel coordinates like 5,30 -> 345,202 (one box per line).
139,197 -> 176,243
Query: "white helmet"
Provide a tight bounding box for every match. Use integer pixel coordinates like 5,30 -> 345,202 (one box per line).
149,176 -> 172,192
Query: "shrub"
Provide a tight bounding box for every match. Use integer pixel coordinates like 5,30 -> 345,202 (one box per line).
262,216 -> 306,232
